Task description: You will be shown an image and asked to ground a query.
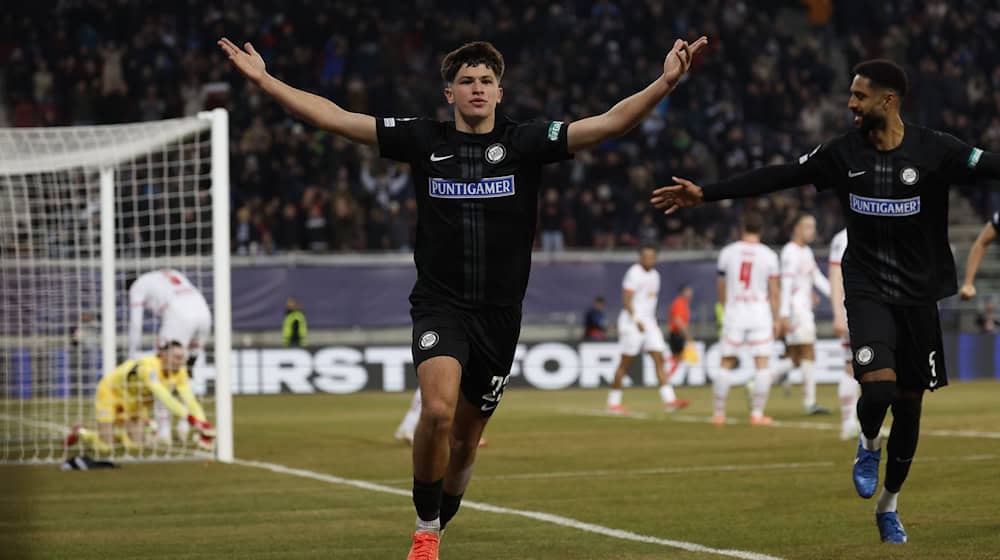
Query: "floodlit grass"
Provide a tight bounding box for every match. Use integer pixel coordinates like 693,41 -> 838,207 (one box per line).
4,381 -> 999,559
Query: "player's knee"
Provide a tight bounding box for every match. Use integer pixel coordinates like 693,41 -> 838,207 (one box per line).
859,380 -> 898,410
420,398 -> 455,431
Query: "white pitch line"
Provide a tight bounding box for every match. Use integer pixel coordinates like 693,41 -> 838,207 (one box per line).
372,460 -> 834,485
234,458 -> 784,560
562,409 -> 1000,440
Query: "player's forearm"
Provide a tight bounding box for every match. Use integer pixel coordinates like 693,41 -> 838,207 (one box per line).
779,278 -> 792,318
702,163 -> 815,202
178,386 -> 207,422
258,74 -> 375,145
601,75 -> 672,138
148,383 -> 189,418
963,240 -> 987,286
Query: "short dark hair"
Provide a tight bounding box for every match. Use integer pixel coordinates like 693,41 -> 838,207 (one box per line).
441,42 -> 505,83
594,296 -> 605,304
741,211 -> 764,234
853,59 -> 908,97
160,340 -> 184,351
639,242 -> 659,253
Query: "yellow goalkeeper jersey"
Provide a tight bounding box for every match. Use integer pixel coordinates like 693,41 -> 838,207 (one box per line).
97,355 -> 206,422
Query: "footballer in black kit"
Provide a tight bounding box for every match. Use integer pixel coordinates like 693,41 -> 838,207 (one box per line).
653,59 -> 1000,544
220,32 -> 707,559
377,115 -> 571,415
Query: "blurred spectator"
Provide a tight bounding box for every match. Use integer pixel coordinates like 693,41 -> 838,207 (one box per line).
539,188 -> 566,252
583,296 -> 608,341
977,297 -> 1000,334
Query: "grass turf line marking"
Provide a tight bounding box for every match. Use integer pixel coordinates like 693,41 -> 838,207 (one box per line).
372,461 -> 833,484
234,458 -> 785,560
559,409 -> 1000,440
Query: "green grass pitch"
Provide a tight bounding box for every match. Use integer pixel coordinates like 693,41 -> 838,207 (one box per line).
3,381 -> 999,559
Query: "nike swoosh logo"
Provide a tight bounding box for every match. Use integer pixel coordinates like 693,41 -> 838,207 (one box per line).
848,170 -> 866,178
430,153 -> 454,162
481,403 -> 497,412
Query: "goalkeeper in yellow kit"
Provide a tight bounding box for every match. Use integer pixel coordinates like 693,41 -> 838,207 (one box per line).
65,341 -> 215,453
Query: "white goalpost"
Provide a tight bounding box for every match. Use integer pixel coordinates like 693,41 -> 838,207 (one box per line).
0,110 -> 232,463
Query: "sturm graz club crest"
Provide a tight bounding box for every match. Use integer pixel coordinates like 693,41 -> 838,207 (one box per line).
418,331 -> 439,350
900,166 -> 919,185
855,345 -> 874,366
485,143 -> 506,164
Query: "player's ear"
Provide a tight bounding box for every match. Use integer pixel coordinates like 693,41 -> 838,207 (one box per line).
497,85 -> 503,104
444,85 -> 454,105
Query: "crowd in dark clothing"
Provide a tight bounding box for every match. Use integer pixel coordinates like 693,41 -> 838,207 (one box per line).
4,0 -> 1000,254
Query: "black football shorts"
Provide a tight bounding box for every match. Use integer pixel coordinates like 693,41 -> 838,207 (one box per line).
845,297 -> 947,391
410,298 -> 522,417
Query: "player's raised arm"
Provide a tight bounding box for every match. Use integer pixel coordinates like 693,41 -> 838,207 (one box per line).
566,37 -> 708,153
217,38 -> 376,146
960,218 -> 998,300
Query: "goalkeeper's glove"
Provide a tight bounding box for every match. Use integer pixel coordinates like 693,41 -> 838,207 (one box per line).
187,415 -> 215,451
187,415 -> 216,438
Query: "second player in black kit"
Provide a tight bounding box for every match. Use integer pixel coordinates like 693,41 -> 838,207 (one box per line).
377,116 -> 571,414
652,59 -> 1000,544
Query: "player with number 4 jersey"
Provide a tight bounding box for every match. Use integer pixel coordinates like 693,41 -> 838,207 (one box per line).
713,212 -> 780,426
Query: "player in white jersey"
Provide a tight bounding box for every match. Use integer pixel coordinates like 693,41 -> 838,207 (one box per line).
776,214 -> 832,415
713,212 -> 780,425
829,228 -> 861,439
127,269 -> 212,442
607,245 -> 689,413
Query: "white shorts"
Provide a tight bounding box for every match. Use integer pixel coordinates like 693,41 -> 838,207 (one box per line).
159,301 -> 212,353
618,314 -> 667,356
720,321 -> 773,358
784,310 -> 816,345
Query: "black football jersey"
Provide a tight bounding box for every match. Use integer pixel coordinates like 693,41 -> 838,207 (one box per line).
799,123 -> 984,304
377,116 -> 571,307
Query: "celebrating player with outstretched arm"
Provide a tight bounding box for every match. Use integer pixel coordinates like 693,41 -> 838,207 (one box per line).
220,34 -> 706,559
959,210 -> 999,300
652,59 -> 1000,544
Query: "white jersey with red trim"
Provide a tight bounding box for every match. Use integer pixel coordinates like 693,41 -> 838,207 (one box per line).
718,240 -> 779,325
619,263 -> 660,321
779,242 -> 830,319
128,269 -> 211,358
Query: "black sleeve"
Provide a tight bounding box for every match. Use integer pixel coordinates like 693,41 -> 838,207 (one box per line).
702,143 -> 837,202
510,119 -> 572,165
376,117 -> 433,163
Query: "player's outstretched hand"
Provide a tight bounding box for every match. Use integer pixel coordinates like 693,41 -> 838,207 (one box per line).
218,37 -> 267,86
662,36 -> 708,87
651,176 -> 704,215
959,283 -> 977,300
187,414 -> 216,438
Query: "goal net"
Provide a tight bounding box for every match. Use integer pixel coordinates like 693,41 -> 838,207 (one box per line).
0,110 -> 232,463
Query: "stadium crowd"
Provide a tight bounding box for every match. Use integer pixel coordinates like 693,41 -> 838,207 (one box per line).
4,0 -> 1000,253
